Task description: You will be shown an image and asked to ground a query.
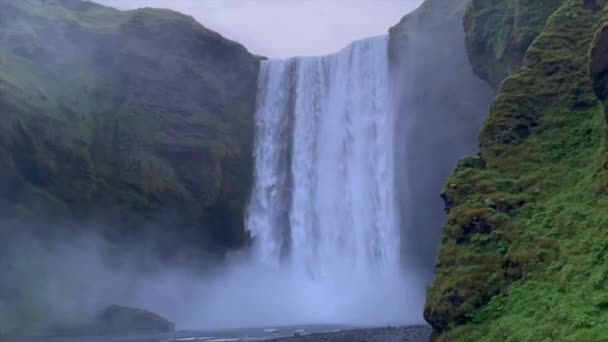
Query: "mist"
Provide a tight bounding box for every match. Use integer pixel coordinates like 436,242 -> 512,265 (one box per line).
93,0 -> 424,58
0,0 -> 478,337
390,0 -> 494,285
1,223 -> 425,333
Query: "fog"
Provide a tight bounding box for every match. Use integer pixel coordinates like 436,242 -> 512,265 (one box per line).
94,0 -> 424,58
390,0 -> 494,284
1,224 -> 424,333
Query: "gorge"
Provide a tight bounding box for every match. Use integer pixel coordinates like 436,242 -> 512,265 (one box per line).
0,0 -> 490,337
2,0 -> 608,341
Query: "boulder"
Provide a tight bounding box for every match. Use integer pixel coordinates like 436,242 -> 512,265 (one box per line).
96,305 -> 175,336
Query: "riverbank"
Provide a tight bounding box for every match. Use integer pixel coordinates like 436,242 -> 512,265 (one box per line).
0,325 -> 432,342
270,325 -> 432,342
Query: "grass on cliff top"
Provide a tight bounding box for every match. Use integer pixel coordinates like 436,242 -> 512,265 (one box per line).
427,0 -> 608,340
7,0 -> 199,31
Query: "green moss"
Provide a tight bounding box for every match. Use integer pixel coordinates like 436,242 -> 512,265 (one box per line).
427,0 -> 608,339
0,0 -> 258,225
464,0 -> 567,88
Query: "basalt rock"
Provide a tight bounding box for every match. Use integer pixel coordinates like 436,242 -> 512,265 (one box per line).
96,305 -> 175,336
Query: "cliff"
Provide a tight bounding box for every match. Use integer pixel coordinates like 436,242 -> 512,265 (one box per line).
389,0 -> 493,283
464,0 -> 566,89
425,0 -> 608,340
0,0 -> 259,255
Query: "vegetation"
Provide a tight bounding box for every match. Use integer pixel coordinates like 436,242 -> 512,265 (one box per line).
0,0 -> 261,335
426,0 -> 608,340
464,0 -> 567,89
0,0 -> 259,252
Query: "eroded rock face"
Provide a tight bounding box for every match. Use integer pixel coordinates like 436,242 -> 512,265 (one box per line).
96,305 -> 175,336
388,0 -> 494,286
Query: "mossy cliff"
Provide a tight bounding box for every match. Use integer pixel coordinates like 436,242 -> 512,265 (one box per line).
425,0 -> 608,340
464,0 -> 567,89
0,0 -> 259,254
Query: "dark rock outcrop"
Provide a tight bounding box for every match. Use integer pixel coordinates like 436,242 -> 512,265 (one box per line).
96,305 -> 175,336
592,19 -> 608,103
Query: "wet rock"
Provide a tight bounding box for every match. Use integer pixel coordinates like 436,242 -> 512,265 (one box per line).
95,305 -> 175,336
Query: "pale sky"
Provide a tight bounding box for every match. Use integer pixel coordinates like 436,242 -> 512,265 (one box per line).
94,0 -> 424,58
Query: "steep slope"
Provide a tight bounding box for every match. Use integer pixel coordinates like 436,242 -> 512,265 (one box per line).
464,0 -> 567,89
0,0 -> 259,254
389,0 -> 493,282
426,0 -> 608,339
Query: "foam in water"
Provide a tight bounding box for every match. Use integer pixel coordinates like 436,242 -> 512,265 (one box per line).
245,36 -> 421,325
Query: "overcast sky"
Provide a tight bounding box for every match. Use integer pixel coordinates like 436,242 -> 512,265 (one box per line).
94,0 -> 424,58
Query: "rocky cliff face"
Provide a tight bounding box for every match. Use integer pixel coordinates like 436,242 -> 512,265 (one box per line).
0,0 -> 259,255
426,0 -> 608,339
389,0 -> 493,284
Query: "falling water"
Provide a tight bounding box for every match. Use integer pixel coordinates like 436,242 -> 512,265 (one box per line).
245,36 -> 410,324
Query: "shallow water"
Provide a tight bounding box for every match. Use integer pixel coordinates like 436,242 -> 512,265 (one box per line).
24,325 -> 351,342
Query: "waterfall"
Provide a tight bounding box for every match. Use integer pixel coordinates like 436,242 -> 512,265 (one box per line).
246,35 -> 400,281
